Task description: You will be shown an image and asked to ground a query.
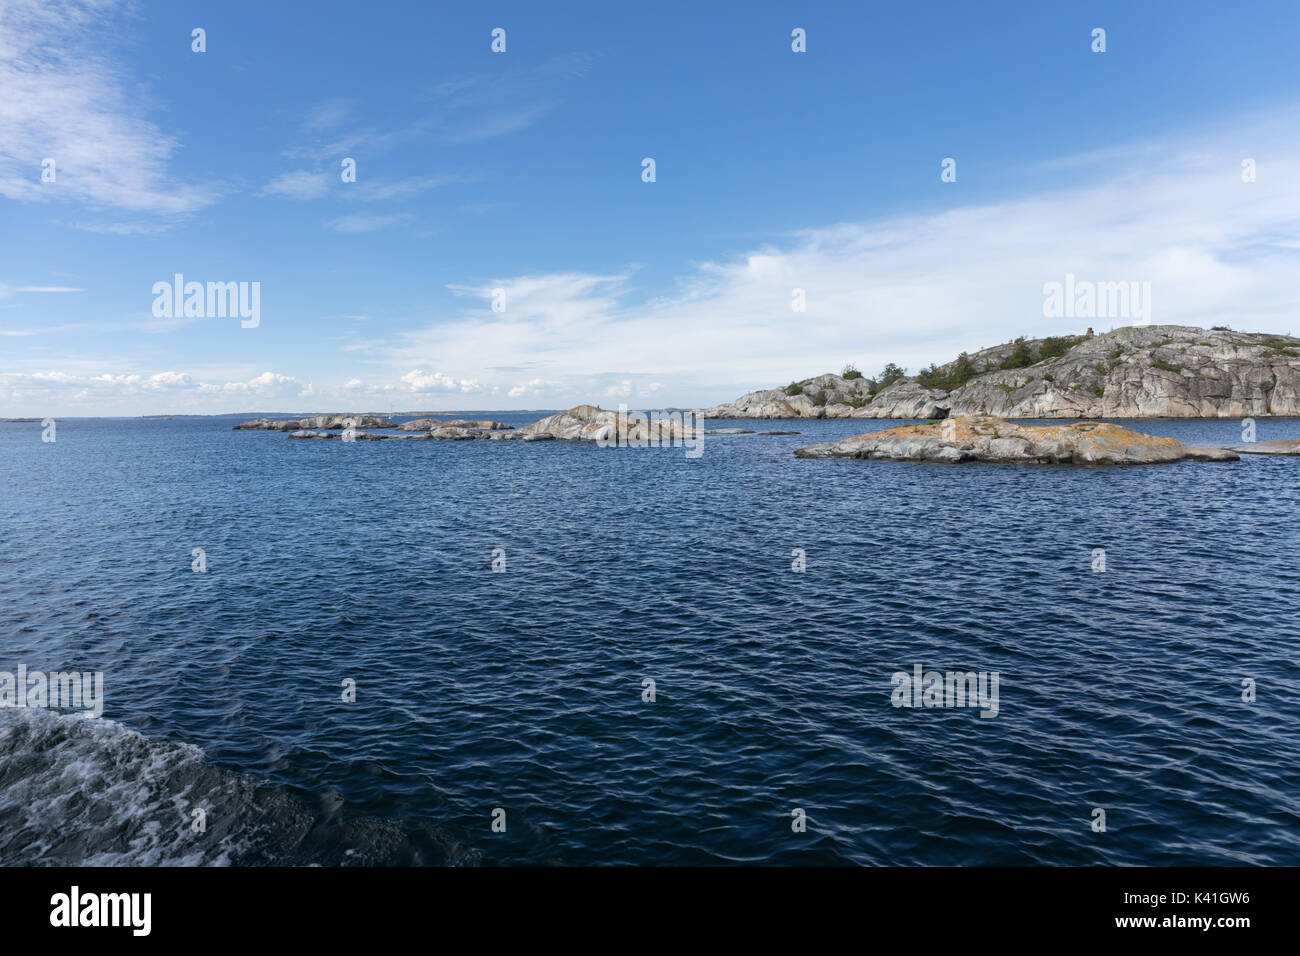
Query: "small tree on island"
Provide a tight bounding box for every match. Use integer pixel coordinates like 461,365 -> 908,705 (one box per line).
876,363 -> 906,388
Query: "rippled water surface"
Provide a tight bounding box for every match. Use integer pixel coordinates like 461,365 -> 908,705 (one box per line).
3,414 -> 1299,865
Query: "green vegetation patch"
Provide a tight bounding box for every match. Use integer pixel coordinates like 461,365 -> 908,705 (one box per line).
917,352 -> 979,391
1260,336 -> 1300,357
999,339 -> 1035,370
1037,335 -> 1084,361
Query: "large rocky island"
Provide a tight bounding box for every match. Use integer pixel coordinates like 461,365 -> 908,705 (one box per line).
702,325 -> 1300,420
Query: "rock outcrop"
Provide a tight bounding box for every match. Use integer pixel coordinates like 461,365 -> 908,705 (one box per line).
702,372 -> 876,419
704,326 -> 1300,419
793,416 -> 1238,465
235,414 -> 396,431
396,418 -> 513,431
512,405 -> 701,442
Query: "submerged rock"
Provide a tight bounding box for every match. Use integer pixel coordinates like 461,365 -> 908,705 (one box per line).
1227,439 -> 1300,455
793,416 -> 1239,465
287,430 -> 391,440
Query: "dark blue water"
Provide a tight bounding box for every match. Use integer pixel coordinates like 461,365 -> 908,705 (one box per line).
3,414 -> 1299,865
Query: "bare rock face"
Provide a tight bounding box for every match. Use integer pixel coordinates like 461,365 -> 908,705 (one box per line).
708,326 -> 1300,420
864,326 -> 1300,419
427,425 -> 491,440
235,414 -> 396,431
846,380 -> 942,419
793,416 -> 1238,465
700,373 -> 876,419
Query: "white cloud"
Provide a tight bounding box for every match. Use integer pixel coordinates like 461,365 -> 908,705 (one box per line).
0,369 -> 301,411
398,370 -> 481,393
377,111 -> 1300,406
203,371 -> 296,394
0,0 -> 217,218
507,377 -> 562,398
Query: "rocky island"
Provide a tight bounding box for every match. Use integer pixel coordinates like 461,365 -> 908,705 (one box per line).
235,414 -> 397,431
239,405 -> 707,443
702,325 -> 1300,420
793,416 -> 1239,465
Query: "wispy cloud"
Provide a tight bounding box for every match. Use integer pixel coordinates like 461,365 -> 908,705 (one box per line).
0,284 -> 83,298
422,54 -> 594,144
347,175 -> 464,201
260,170 -> 461,203
303,97 -> 356,132
64,220 -> 174,235
258,169 -> 332,200
446,100 -> 561,144
326,211 -> 415,233
0,0 -> 218,220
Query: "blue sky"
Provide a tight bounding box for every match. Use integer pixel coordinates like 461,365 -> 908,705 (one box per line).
3,0 -> 1300,415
